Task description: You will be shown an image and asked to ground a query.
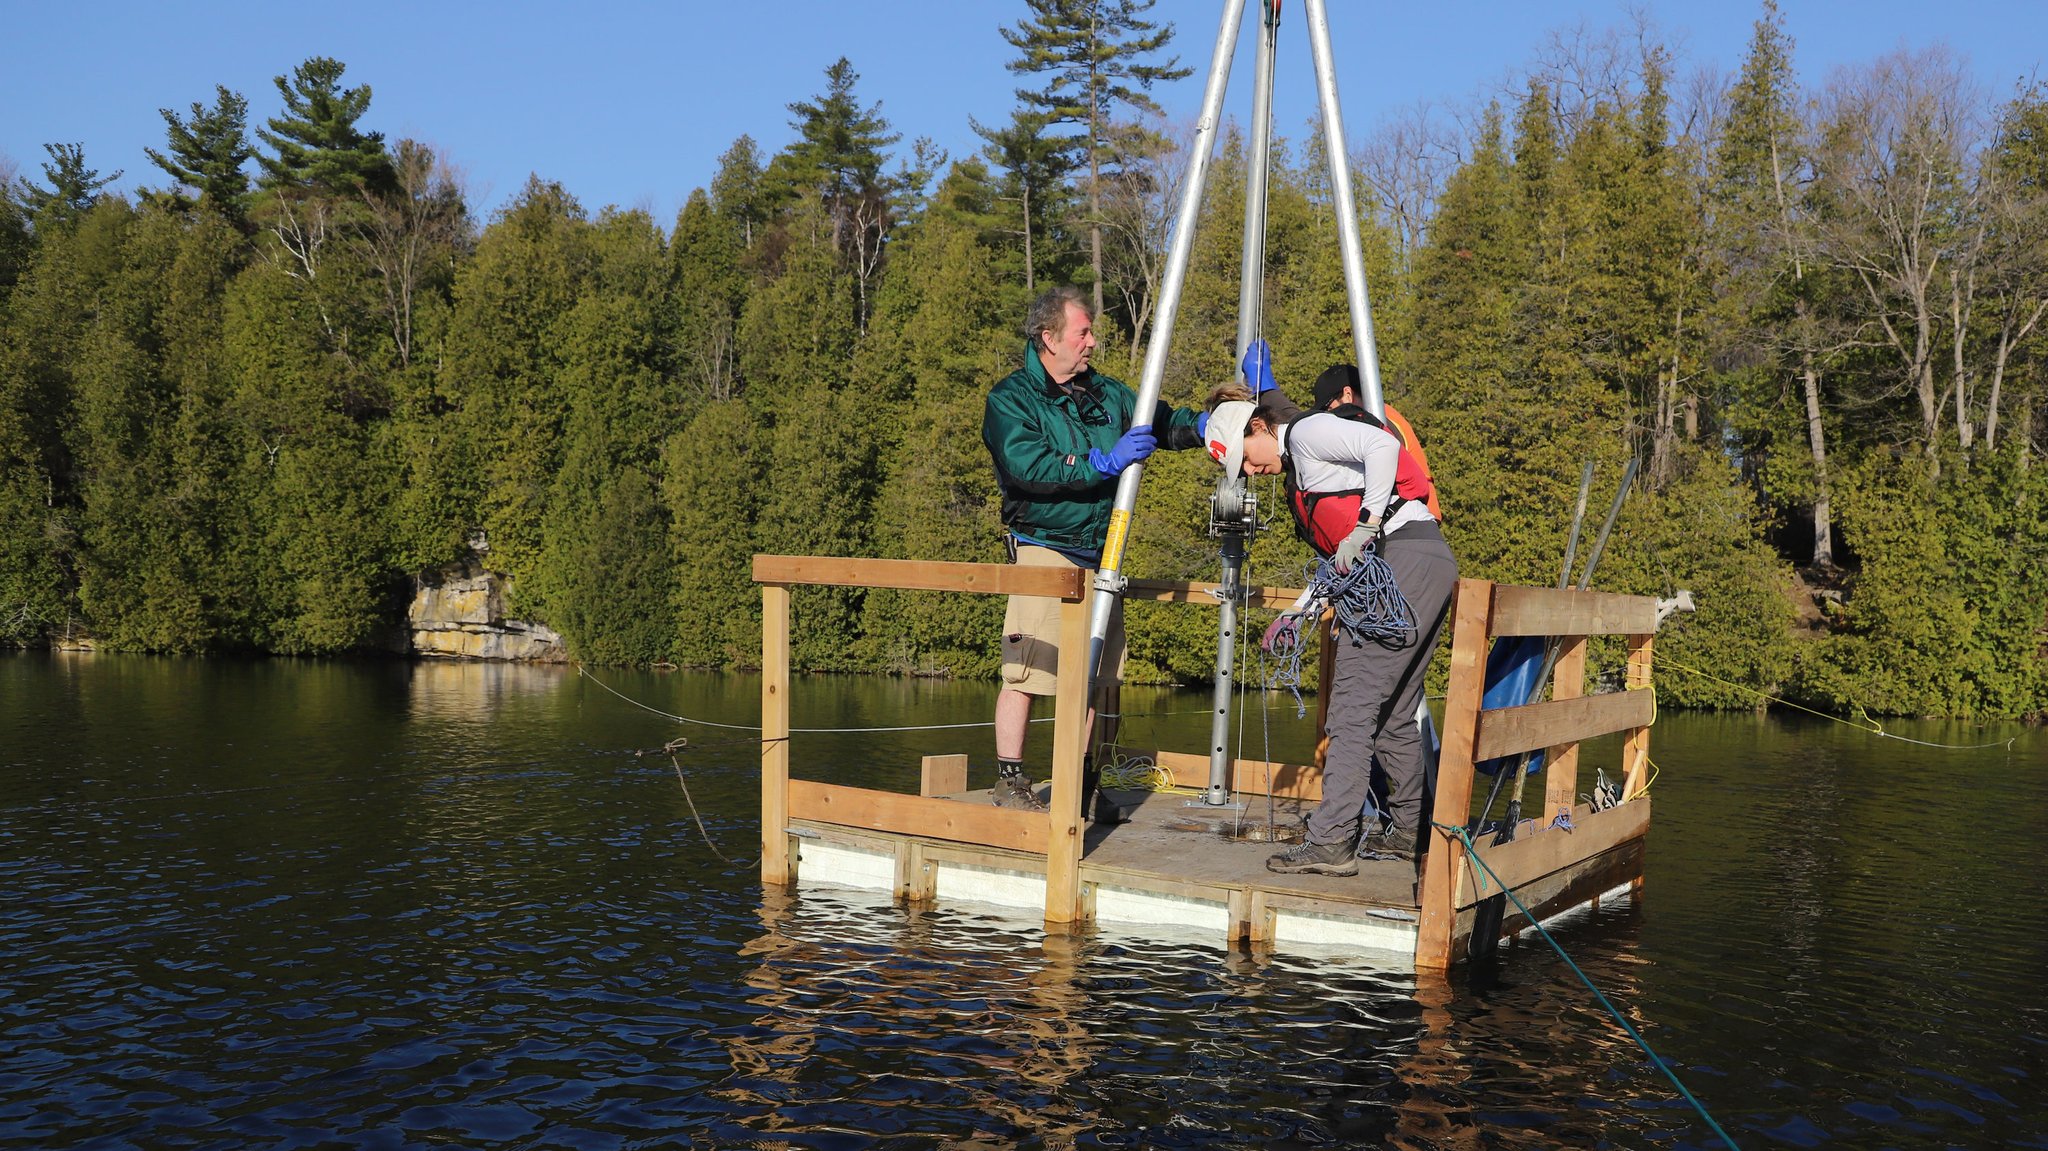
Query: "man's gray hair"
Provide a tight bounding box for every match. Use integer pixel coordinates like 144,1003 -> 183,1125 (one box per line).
1024,286 -> 1091,347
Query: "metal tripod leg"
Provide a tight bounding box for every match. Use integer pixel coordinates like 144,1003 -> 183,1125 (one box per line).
1081,0 -> 1247,703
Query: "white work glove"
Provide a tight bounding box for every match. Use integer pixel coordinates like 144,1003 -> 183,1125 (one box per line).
1331,522 -> 1378,575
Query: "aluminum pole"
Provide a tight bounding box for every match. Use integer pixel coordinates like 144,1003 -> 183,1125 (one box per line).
1084,0 -> 1247,694
1233,0 -> 1279,364
1204,0 -> 1282,808
1303,0 -> 1385,418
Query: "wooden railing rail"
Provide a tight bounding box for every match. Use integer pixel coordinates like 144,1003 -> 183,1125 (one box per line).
753,556 -> 1091,927
1415,578 -> 1659,972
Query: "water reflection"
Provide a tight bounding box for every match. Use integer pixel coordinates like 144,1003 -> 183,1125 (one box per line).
723,889 -> 1100,1148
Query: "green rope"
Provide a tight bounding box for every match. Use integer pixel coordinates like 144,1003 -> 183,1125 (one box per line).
1436,820 -> 1740,1150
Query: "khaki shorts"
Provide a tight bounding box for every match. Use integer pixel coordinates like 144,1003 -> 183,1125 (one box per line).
1000,544 -> 1127,698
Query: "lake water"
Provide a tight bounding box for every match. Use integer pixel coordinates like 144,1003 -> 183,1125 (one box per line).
3,651 -> 2043,1149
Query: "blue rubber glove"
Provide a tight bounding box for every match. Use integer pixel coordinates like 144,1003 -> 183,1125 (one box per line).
1242,338 -> 1278,394
1088,425 -> 1156,477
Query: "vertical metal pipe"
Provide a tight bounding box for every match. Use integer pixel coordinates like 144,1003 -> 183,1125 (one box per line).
1206,0 -> 1281,808
1233,0 -> 1279,364
1302,0 -> 1385,418
1083,0 -> 1246,693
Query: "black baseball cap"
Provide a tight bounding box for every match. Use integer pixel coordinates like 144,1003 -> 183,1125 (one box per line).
1312,364 -> 1362,410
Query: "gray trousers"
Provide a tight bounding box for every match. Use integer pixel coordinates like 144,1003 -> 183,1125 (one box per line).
1307,520 -> 1459,846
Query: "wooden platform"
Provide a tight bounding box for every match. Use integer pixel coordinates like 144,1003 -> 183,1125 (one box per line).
752,555 -> 1660,973
787,776 -> 1649,960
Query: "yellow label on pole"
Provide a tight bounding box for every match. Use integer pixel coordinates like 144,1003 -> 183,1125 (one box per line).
1100,508 -> 1133,574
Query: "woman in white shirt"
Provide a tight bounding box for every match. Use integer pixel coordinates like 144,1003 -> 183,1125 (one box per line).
1205,377 -> 1460,875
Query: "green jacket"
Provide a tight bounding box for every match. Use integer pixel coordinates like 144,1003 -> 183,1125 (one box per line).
982,341 -> 1204,556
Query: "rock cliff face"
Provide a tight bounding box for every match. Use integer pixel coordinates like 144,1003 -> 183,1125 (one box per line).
408,563 -> 565,662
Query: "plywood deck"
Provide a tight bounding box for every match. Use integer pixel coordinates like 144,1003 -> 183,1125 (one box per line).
1068,786 -> 1420,909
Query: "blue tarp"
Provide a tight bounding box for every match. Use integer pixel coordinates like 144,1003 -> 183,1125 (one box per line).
1477,635 -> 1546,776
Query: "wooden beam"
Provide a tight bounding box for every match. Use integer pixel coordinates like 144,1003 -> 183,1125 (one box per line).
1459,839 -> 1646,954
920,753 -> 968,798
1044,597 -> 1089,925
1416,578 -> 1494,972
1622,634 -> 1654,799
751,554 -> 1084,599
1543,637 -> 1587,823
1124,577 -> 1308,612
760,585 -> 792,886
1488,585 -> 1657,638
1154,749 -> 1325,800
789,780 -> 1049,853
1455,798 -> 1652,909
1472,688 -> 1655,762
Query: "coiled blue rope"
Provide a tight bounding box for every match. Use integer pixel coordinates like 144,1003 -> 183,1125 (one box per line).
1436,820 -> 1741,1149
1260,551 -> 1415,717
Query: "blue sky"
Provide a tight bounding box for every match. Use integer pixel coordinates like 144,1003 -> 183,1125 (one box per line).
4,1 -> 2042,223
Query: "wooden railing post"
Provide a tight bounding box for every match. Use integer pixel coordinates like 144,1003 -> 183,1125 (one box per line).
1544,636 -> 1587,824
1621,633 -> 1654,800
760,584 -> 792,886
1045,596 -> 1090,926
1417,578 -> 1494,972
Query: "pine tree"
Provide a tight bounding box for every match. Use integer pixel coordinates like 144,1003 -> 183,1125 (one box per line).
972,108 -> 1074,292
666,397 -> 763,667
1001,0 -> 1192,317
145,86 -> 255,224
763,59 -> 899,256
1712,1 -> 1842,568
740,198 -> 869,669
255,57 -> 393,195
14,143 -> 122,231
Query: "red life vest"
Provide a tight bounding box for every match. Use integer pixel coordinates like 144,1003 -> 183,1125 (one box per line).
1281,406 -> 1439,557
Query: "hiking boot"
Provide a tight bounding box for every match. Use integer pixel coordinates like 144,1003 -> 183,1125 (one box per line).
1357,823 -> 1418,863
1266,839 -> 1359,876
991,773 -> 1047,812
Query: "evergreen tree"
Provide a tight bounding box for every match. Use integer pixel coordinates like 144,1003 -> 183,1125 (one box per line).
665,398 -> 763,667
532,209 -> 678,664
14,143 -> 121,231
255,57 -> 393,195
440,177 -> 594,604
1712,2 -> 1844,569
856,178 -> 1011,674
146,86 -> 255,224
763,59 -> 899,252
740,198 -> 869,669
972,108 -> 1074,292
1001,0 -> 1191,316
710,135 -> 767,250
671,188 -> 746,403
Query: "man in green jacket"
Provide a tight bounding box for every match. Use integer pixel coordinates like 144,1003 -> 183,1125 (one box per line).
980,286 -> 1206,813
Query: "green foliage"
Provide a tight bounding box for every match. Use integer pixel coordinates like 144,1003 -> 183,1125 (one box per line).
146,86 -> 255,224
14,143 -> 122,231
256,57 -> 392,195
0,20 -> 2041,721
1812,450 -> 2048,718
